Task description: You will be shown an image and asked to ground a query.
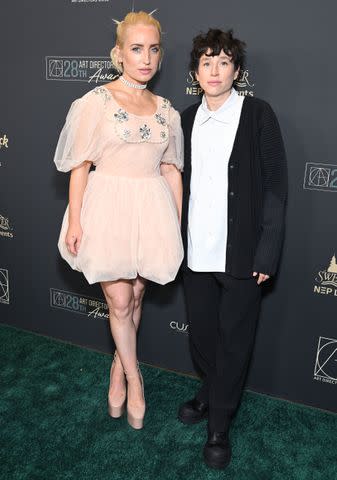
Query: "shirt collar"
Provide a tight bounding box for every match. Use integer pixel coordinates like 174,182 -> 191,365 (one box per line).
197,88 -> 240,125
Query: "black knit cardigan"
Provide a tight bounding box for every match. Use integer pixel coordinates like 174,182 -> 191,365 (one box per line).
180,96 -> 288,278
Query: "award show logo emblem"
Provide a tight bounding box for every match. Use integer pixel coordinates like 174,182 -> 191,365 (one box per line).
45,56 -> 119,83
170,321 -> 189,334
0,215 -> 14,239
0,269 -> 9,304
314,337 -> 337,385
314,255 -> 337,297
50,288 -> 109,318
303,163 -> 337,192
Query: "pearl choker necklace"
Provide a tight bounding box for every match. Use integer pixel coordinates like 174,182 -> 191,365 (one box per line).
119,76 -> 147,90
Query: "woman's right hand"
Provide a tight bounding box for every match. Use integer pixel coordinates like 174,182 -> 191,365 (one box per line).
65,223 -> 83,256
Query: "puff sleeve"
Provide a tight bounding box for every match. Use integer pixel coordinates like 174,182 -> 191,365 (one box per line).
53,90 -> 105,172
161,106 -> 184,172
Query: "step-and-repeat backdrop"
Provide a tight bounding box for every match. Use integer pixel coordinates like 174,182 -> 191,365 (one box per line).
1,0 -> 336,413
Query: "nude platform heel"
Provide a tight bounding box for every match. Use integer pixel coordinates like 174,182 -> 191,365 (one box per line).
107,352 -> 126,418
125,363 -> 145,430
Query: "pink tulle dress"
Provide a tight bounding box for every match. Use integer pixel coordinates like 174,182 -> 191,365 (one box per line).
54,85 -> 184,285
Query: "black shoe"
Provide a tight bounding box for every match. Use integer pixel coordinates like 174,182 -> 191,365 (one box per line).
177,398 -> 208,425
203,431 -> 231,470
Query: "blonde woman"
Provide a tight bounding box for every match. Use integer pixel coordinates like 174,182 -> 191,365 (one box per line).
54,11 -> 183,430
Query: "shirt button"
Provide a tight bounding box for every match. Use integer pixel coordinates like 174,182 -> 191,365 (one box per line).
229,218 -> 233,223
229,191 -> 234,197
229,164 -> 234,169
228,244 -> 232,250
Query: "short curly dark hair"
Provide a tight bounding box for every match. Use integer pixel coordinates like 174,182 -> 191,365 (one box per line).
190,28 -> 246,73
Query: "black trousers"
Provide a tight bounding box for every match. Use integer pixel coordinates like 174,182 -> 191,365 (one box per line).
183,268 -> 262,432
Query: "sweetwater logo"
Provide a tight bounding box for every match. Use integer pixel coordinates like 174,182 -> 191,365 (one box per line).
45,56 -> 119,83
0,269 -> 9,304
185,69 -> 255,96
303,162 -> 337,192
0,215 -> 14,239
314,255 -> 337,297
170,321 -> 189,334
185,71 -> 203,96
314,336 -> 337,385
50,288 -> 109,318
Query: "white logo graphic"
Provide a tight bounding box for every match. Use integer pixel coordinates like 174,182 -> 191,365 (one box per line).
234,69 -> 255,96
0,215 -> 10,230
0,269 -> 9,304
314,255 -> 337,296
314,337 -> 337,384
45,56 -> 119,83
303,163 -> 337,192
170,321 -> 189,334
185,71 -> 203,96
0,215 -> 14,238
185,69 -> 255,97
50,288 -> 109,318
0,134 -> 9,149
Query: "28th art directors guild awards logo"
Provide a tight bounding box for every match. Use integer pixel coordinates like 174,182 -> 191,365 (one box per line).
314,336 -> 337,385
314,255 -> 337,297
50,288 -> 109,318
0,268 -> 10,305
45,56 -> 118,83
185,69 -> 255,96
303,162 -> 337,192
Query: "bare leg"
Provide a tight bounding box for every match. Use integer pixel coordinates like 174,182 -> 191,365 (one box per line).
101,279 -> 144,419
132,275 -> 146,331
104,276 -> 146,400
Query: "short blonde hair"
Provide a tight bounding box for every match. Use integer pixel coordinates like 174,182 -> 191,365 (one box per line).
110,11 -> 162,73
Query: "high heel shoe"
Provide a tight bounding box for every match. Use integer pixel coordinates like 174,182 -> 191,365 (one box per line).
125,363 -> 145,430
107,351 -> 126,418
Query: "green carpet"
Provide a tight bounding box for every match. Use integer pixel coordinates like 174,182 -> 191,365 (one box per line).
0,324 -> 336,480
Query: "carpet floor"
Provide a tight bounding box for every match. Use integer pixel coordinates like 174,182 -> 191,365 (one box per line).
0,324 -> 336,480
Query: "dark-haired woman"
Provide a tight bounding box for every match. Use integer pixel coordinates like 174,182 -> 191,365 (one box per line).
177,28 -> 287,469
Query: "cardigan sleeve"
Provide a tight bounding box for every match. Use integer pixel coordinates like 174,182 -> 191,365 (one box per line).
252,102 -> 288,276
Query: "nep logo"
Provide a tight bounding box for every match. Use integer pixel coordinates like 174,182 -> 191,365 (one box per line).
185,71 -> 203,96
314,255 -> 337,297
314,336 -> 337,385
0,269 -> 9,304
303,162 -> 337,192
45,56 -> 119,83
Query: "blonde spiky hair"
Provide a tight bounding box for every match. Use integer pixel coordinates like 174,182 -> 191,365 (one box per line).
110,10 -> 162,73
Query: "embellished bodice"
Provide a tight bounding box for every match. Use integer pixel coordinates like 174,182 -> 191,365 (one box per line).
54,85 -> 183,178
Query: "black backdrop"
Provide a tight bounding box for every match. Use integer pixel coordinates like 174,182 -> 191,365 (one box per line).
1,0 -> 337,414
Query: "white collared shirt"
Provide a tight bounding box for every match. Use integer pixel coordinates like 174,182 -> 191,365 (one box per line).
187,89 -> 244,271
